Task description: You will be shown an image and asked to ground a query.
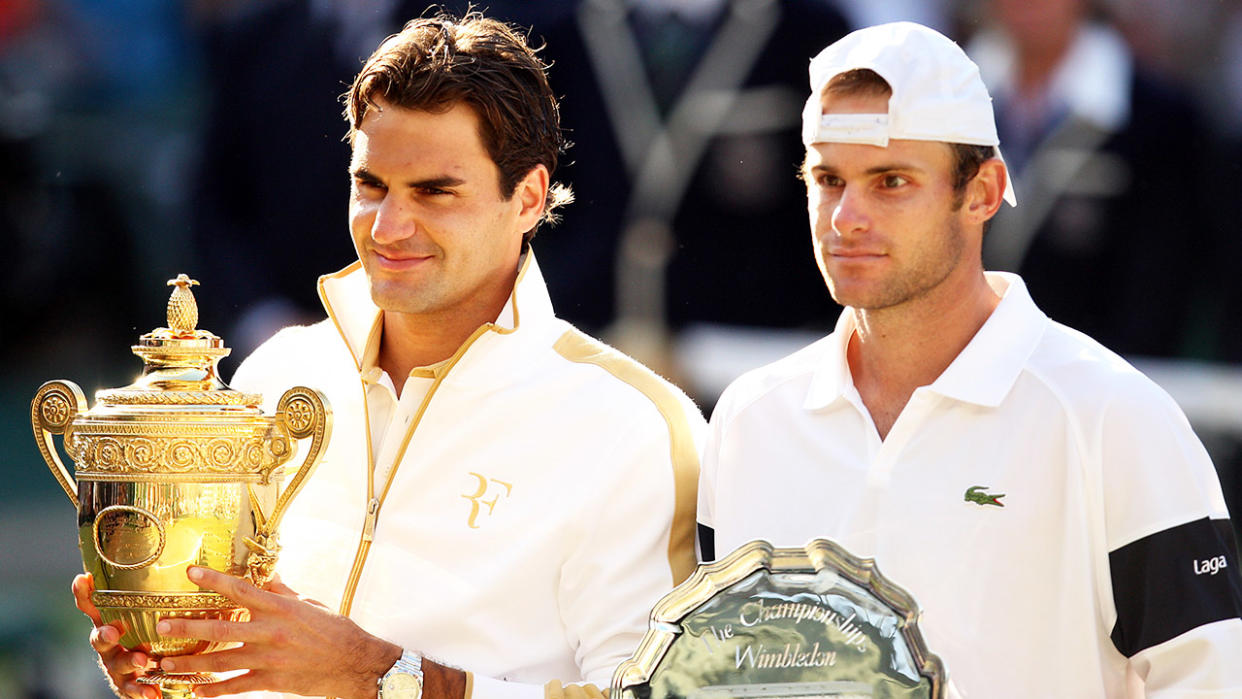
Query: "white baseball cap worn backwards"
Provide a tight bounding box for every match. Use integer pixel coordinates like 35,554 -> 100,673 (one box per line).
801,21 -> 1018,207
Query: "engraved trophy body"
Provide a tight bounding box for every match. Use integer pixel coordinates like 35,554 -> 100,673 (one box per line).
31,275 -> 331,698
614,540 -> 948,699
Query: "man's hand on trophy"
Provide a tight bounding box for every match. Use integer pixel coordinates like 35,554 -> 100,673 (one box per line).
153,565 -> 401,698
71,574 -> 160,699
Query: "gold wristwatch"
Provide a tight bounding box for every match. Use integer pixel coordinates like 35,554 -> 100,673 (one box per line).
379,649 -> 423,699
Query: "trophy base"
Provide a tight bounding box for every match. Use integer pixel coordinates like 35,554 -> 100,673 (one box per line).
138,670 -> 213,698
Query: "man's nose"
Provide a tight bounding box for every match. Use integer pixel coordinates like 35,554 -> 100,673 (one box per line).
831,185 -> 869,237
370,195 -> 416,245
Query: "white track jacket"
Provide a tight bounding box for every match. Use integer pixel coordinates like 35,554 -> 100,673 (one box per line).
231,254 -> 704,699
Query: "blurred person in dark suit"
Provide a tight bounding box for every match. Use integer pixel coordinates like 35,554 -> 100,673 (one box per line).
1212,2 -> 1242,363
530,0 -> 850,385
967,0 -> 1217,359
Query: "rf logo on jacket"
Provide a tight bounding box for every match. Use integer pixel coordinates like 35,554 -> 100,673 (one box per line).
462,472 -> 513,528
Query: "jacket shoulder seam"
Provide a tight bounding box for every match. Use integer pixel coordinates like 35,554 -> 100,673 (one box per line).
552,328 -> 699,585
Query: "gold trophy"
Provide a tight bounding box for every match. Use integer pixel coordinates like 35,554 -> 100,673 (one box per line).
31,274 -> 331,698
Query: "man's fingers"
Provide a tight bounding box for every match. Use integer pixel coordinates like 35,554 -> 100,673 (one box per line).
265,576 -> 298,597
118,677 -> 161,699
303,597 -> 331,611
159,646 -> 251,675
91,631 -> 150,677
157,616 -> 265,645
184,671 -> 260,698
89,624 -> 149,667
89,624 -> 119,652
188,566 -> 279,610
78,575 -> 161,698
156,616 -> 236,643
91,630 -> 152,691
72,573 -> 104,626
263,577 -> 330,610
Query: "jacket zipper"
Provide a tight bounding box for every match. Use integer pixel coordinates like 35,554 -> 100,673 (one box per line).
336,325 -> 494,616
339,497 -> 380,616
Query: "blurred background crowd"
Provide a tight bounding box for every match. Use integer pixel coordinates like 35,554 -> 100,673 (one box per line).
4,0 -> 1242,695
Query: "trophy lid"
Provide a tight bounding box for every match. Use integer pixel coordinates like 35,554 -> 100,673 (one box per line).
95,274 -> 260,407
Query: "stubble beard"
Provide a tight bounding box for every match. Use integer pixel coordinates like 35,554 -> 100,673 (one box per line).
367,267 -> 444,316
822,215 -> 967,312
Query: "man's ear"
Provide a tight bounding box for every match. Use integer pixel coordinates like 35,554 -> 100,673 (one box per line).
963,158 -> 1007,224
513,164 -> 550,231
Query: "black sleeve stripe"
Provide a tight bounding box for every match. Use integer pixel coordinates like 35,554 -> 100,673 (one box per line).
1110,517 -> 1242,657
698,523 -> 716,563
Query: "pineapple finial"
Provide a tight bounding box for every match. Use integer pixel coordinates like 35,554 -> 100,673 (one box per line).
166,274 -> 201,333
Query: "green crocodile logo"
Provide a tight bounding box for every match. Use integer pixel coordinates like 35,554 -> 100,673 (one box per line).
964,486 -> 1005,507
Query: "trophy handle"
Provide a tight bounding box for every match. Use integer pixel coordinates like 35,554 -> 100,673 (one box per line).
31,380 -> 87,509
267,386 -> 332,532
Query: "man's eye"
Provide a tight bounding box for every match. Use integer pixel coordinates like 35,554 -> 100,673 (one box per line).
882,174 -> 908,188
818,175 -> 843,188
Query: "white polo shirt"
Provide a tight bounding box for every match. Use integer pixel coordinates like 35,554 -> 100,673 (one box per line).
699,273 -> 1242,697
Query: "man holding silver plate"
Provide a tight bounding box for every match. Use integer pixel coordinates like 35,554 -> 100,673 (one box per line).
697,22 -> 1242,697
74,10 -> 705,699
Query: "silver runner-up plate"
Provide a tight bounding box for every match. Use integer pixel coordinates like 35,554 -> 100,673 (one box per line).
612,539 -> 947,699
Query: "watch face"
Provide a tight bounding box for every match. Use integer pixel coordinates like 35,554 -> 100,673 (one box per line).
382,673 -> 423,699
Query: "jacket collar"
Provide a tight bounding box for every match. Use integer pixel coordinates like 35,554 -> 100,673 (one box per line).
316,251 -> 554,374
804,272 -> 1049,411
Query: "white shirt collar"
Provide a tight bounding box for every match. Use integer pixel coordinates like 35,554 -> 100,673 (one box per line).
316,251 -> 554,373
804,272 -> 1049,411
803,308 -> 855,411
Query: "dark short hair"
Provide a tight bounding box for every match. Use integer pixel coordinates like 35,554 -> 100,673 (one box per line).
344,11 -> 572,241
819,68 -> 996,206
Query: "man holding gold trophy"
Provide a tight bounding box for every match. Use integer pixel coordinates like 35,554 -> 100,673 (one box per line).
698,22 -> 1242,697
73,11 -> 704,699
